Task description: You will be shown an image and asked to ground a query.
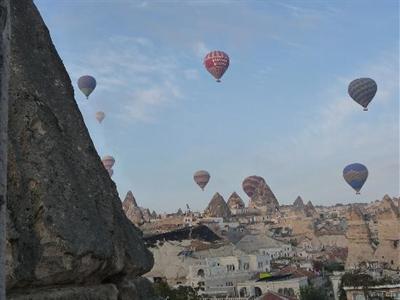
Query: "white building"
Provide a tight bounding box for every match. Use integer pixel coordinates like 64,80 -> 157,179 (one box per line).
237,276 -> 308,298
187,244 -> 271,296
235,234 -> 294,260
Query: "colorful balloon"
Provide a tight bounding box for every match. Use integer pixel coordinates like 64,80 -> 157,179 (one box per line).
203,51 -> 229,82
95,111 -> 105,123
78,75 -> 96,99
102,155 -> 115,169
193,170 -> 210,191
242,176 -> 265,198
343,163 -> 368,194
348,78 -> 377,111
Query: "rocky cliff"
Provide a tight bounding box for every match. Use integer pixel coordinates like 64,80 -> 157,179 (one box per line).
6,1 -> 156,299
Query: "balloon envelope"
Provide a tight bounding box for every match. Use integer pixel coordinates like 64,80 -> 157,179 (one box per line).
242,176 -> 265,198
102,155 -> 115,169
95,111 -> 105,123
193,170 -> 210,190
78,75 -> 96,99
348,78 -> 377,111
203,51 -> 229,82
343,163 -> 368,194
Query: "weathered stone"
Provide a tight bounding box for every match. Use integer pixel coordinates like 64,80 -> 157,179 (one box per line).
204,193 -> 231,219
6,0 -> 153,296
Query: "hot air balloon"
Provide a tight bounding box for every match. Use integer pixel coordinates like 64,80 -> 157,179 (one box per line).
343,163 -> 368,194
102,155 -> 115,169
242,175 -> 265,198
78,75 -> 97,99
95,111 -> 105,123
193,170 -> 210,191
348,78 -> 377,111
203,51 -> 229,82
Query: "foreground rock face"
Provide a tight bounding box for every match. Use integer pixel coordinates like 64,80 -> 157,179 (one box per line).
6,1 -> 154,298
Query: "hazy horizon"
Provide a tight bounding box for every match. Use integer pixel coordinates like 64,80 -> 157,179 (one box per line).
34,0 -> 399,212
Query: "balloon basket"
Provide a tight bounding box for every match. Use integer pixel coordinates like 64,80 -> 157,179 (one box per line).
363,108 -> 368,111
216,79 -> 221,83
356,192 -> 361,195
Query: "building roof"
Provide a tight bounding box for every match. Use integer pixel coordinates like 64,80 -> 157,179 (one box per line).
194,242 -> 244,258
235,234 -> 288,254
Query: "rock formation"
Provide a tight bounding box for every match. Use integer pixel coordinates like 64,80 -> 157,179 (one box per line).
142,208 -> 152,222
123,190 -> 138,207
6,1 -> 155,298
373,195 -> 400,270
204,193 -> 231,218
293,196 -> 305,209
305,200 -> 317,217
123,191 -> 145,226
227,192 -> 245,210
345,206 -> 374,269
249,180 -> 279,213
345,195 -> 400,271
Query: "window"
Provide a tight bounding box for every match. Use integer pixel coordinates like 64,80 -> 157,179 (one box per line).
243,263 -> 249,270
226,282 -> 234,286
258,262 -> 263,268
197,269 -> 205,278
239,288 -> 248,297
226,264 -> 235,271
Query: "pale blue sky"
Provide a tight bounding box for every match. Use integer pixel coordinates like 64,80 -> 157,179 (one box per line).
34,0 -> 399,212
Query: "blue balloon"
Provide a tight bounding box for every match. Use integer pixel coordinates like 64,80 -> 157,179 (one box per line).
343,163 -> 368,194
348,78 -> 377,111
78,75 -> 96,99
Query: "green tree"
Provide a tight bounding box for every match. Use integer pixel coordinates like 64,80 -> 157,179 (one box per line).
300,285 -> 327,300
154,282 -> 200,300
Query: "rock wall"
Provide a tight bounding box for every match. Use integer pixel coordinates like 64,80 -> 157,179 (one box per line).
0,0 -> 11,298
6,1 -> 156,299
